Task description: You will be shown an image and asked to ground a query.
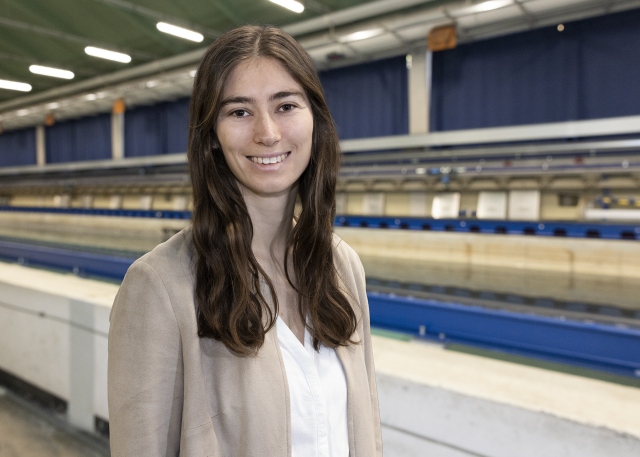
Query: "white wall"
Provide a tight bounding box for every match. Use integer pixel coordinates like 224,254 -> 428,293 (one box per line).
0,262 -> 116,431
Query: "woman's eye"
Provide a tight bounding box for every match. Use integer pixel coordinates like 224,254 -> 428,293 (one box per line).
279,103 -> 295,112
230,109 -> 249,117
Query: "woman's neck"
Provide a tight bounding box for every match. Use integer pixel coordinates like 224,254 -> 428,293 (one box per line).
241,184 -> 297,265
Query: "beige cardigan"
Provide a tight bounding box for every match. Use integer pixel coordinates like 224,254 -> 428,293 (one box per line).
108,228 -> 383,456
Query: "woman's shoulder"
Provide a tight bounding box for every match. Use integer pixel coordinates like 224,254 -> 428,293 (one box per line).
114,226 -> 196,323
331,232 -> 365,280
129,226 -> 195,282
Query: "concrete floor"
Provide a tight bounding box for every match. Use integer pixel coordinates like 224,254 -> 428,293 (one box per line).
0,387 -> 109,457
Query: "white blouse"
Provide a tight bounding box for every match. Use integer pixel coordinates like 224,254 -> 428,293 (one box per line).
276,316 -> 349,457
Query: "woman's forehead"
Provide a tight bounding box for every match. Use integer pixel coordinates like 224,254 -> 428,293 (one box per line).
222,57 -> 304,99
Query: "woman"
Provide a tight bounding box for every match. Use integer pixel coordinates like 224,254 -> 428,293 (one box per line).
108,25 -> 382,457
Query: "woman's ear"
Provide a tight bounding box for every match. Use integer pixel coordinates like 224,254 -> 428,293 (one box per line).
211,134 -> 221,152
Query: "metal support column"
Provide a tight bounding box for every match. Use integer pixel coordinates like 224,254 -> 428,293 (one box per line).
111,99 -> 125,160
408,48 -> 432,134
36,125 -> 46,166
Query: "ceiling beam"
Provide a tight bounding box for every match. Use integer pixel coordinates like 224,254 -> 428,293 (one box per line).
0,48 -> 204,113
0,50 -> 100,78
0,16 -> 157,61
88,0 -> 221,39
284,0 -> 443,36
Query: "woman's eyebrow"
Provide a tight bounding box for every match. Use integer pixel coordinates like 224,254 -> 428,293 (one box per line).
220,91 -> 303,107
220,96 -> 254,106
270,90 -> 304,101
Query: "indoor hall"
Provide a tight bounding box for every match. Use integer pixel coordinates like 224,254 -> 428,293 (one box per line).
0,0 -> 639,456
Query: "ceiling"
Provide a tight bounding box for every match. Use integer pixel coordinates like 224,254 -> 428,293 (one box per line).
1,0 -> 639,131
0,0 -> 413,104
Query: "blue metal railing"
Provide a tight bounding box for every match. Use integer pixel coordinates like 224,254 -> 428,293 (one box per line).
0,239 -> 133,280
0,238 -> 638,378
335,215 -> 640,240
0,206 -> 191,219
368,292 -> 640,378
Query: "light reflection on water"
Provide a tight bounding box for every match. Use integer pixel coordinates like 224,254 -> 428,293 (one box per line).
359,254 -> 640,311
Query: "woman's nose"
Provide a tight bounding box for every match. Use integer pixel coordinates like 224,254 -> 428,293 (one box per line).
253,113 -> 281,147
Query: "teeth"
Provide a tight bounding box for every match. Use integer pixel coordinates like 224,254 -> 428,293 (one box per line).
251,153 -> 288,165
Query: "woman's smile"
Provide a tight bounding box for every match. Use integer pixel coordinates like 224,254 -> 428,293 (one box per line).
248,151 -> 291,165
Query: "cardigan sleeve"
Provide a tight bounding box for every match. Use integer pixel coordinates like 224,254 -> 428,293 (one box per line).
345,244 -> 384,457
358,259 -> 384,456
108,260 -> 183,457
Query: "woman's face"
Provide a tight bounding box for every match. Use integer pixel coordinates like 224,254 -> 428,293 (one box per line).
215,57 -> 314,199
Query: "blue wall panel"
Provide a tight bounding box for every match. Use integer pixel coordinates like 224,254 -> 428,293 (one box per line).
125,104 -> 163,157
431,8 -> 640,131
125,97 -> 190,157
319,56 -> 408,139
46,113 -> 112,163
580,11 -> 640,119
0,127 -> 36,167
165,97 -> 190,154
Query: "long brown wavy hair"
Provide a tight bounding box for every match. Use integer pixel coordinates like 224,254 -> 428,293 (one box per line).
188,25 -> 358,355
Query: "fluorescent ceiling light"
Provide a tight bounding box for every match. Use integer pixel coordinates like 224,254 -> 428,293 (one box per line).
156,22 -> 204,42
29,65 -> 74,80
84,46 -> 131,63
450,0 -> 513,17
474,0 -> 513,13
0,79 -> 32,92
269,0 -> 304,14
339,28 -> 384,43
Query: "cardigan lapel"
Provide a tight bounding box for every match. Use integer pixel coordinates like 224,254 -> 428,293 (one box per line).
336,344 -> 356,456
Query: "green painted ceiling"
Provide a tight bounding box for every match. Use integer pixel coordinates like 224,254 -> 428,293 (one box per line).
0,0 -> 381,103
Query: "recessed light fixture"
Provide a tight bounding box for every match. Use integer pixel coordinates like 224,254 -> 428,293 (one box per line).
84,46 -> 131,63
156,22 -> 204,42
474,0 -> 513,13
29,65 -> 75,80
268,0 -> 304,14
339,28 -> 384,43
0,79 -> 32,92
450,0 -> 513,17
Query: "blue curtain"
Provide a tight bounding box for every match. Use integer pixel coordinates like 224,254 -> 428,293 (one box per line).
431,8 -> 640,131
46,113 -> 112,163
319,56 -> 408,139
125,97 -> 190,157
0,127 -> 36,167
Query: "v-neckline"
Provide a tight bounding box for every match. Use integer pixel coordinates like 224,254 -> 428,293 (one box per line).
277,315 -> 311,356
